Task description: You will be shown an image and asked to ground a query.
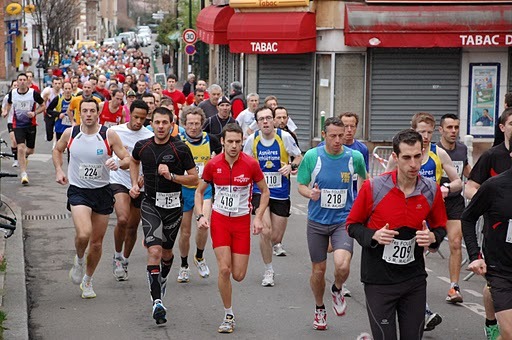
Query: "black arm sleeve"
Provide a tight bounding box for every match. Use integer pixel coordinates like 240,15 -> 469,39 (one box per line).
347,223 -> 378,248
47,96 -> 60,117
33,91 -> 44,105
430,227 -> 447,250
209,134 -> 223,155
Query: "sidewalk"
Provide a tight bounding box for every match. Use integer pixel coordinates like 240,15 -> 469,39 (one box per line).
0,195 -> 29,340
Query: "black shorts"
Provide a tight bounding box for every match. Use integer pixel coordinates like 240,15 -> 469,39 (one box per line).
486,274 -> 512,313
7,123 -> 13,133
252,194 -> 291,217
444,194 -> 465,220
67,184 -> 115,215
14,126 -> 37,149
141,197 -> 182,249
110,183 -> 143,209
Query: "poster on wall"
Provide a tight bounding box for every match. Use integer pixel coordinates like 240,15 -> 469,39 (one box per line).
468,63 -> 500,138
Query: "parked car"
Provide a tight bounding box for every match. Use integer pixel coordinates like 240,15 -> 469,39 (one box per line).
103,37 -> 118,48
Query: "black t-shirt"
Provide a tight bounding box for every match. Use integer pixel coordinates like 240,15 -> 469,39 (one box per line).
132,136 -> 195,200
202,115 -> 237,139
468,142 -> 512,185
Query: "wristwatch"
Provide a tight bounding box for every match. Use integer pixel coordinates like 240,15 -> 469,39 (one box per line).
291,163 -> 298,171
442,182 -> 451,192
170,173 -> 176,181
196,214 -> 204,221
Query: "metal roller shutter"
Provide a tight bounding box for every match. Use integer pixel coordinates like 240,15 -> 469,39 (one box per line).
257,54 -> 314,149
369,49 -> 461,141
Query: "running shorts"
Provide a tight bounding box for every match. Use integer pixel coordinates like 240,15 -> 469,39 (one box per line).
67,184 -> 114,215
444,194 -> 465,220
110,183 -> 143,209
307,219 -> 353,263
210,210 -> 251,255
251,193 -> 291,217
14,126 -> 36,149
486,274 -> 512,313
182,185 -> 212,212
140,197 -> 182,249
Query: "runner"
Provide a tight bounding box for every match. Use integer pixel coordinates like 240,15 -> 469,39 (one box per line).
110,100 -> 154,281
53,98 -> 131,298
436,113 -> 472,304
67,81 -> 102,125
243,107 -> 302,285
4,73 -> 45,185
195,123 -> 269,333
297,117 -> 366,330
47,81 -> 74,141
347,129 -> 447,340
98,89 -> 125,127
129,106 -> 198,325
41,77 -> 63,142
1,80 -> 19,168
202,96 -> 237,139
176,106 -> 222,283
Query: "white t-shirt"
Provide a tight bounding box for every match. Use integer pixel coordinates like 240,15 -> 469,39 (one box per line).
243,129 -> 302,158
2,95 -> 13,124
236,108 -> 256,139
109,123 -> 154,189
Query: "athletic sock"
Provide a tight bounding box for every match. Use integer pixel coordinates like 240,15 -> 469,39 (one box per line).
147,265 -> 161,301
83,274 -> 92,283
114,251 -> 123,259
11,147 -> 17,161
332,283 -> 342,293
76,256 -> 84,265
195,248 -> 204,260
316,304 -> 325,310
485,319 -> 498,327
181,256 -> 188,268
161,257 -> 173,279
224,307 -> 234,318
265,263 -> 273,272
450,282 -> 459,289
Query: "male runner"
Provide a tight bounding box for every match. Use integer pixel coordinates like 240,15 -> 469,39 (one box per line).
243,107 -> 302,286
176,106 -> 222,283
130,107 -> 198,325
297,117 -> 366,330
53,98 -> 130,298
98,89 -> 125,127
41,77 -> 63,142
110,100 -> 154,281
195,123 -> 269,333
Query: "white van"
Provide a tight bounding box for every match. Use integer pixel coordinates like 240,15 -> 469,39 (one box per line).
118,31 -> 136,46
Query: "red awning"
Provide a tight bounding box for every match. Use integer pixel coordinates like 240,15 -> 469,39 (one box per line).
196,5 -> 234,45
227,12 -> 316,54
344,3 -> 512,48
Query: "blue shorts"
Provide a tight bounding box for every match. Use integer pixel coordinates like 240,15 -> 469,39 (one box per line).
182,185 -> 212,212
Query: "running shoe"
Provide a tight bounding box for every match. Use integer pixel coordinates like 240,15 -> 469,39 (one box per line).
194,256 -> 210,278
122,259 -> 129,280
69,255 -> 84,285
80,279 -> 96,299
313,309 -> 327,330
261,269 -> 275,287
12,160 -> 18,168
113,256 -> 127,281
446,285 -> 463,303
484,324 -> 500,340
160,276 -> 168,298
152,299 -> 167,325
177,266 -> 190,283
273,243 -> 287,256
424,310 -> 442,331
331,285 -> 347,316
341,283 -> 352,297
21,174 -> 29,185
218,314 -> 235,333
357,333 -> 373,340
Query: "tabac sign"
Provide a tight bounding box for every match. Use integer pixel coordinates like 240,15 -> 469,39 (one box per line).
366,1 -> 512,3
229,0 -> 309,8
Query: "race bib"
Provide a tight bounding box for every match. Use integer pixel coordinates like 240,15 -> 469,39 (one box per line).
61,114 -> 72,126
215,191 -> 240,213
320,189 -> 347,209
382,238 -> 416,265
155,191 -> 181,209
264,172 -> 282,189
442,160 -> 464,178
103,121 -> 116,128
79,163 -> 102,180
506,219 -> 512,244
196,162 -> 205,178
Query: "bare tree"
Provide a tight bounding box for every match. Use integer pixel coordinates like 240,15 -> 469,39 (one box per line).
32,0 -> 81,66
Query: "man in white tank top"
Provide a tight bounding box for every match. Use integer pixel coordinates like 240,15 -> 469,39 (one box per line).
52,98 -> 131,299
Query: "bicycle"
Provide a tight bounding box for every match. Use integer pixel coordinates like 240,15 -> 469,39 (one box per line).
0,138 -> 18,238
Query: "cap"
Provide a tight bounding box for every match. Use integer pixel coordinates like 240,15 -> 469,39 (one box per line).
127,90 -> 136,97
218,96 -> 231,106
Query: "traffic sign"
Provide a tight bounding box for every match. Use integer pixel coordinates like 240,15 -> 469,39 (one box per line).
182,29 -> 197,44
185,44 -> 196,55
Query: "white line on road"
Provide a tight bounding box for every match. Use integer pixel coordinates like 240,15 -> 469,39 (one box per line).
463,289 -> 483,298
290,206 -> 306,216
460,302 -> 486,318
437,276 -> 451,284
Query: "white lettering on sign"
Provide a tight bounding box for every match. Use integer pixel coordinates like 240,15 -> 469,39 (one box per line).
250,42 -> 278,52
459,34 -> 512,46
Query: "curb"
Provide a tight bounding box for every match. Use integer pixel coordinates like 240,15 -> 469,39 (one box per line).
0,194 -> 29,340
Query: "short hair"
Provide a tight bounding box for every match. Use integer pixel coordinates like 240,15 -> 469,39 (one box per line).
160,97 -> 174,109
230,81 -> 242,92
247,93 -> 259,101
411,112 -> 436,129
339,112 -> 359,125
323,117 -> 344,132
505,92 -> 512,108
264,95 -> 278,106
62,81 -> 72,88
440,113 -> 459,126
221,123 -> 243,140
499,107 -> 512,125
180,106 -> 206,125
89,75 -> 98,82
10,79 -> 17,87
130,99 -> 149,114
79,97 -> 99,112
166,74 -> 178,81
17,73 -> 28,80
208,84 -> 222,93
392,129 -> 423,155
274,106 -> 288,116
109,79 -> 118,84
25,71 -> 34,77
254,106 -> 274,121
111,89 -> 123,98
142,93 -> 155,102
194,88 -> 205,95
153,106 -> 174,120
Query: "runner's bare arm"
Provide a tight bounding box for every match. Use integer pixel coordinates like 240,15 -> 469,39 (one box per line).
52,128 -> 71,185
194,180 -> 210,229
108,129 -> 131,169
438,148 -> 462,192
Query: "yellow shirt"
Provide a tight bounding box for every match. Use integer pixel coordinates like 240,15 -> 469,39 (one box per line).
68,96 -> 101,124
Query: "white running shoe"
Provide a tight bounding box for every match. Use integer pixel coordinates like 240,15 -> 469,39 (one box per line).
80,279 -> 96,299
273,243 -> 287,256
424,310 -> 442,331
218,314 -> 235,333
313,309 -> 327,330
69,255 -> 84,285
357,332 -> 373,340
194,257 -> 210,278
12,160 -> 19,168
261,269 -> 275,287
341,284 -> 351,297
331,285 -> 347,316
152,299 -> 167,325
177,266 -> 190,283
113,256 -> 127,281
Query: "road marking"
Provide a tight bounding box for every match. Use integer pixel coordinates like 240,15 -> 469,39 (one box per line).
425,267 -> 433,272
290,205 -> 306,216
460,302 -> 486,317
27,153 -> 52,162
437,276 -> 451,284
464,289 -> 483,298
